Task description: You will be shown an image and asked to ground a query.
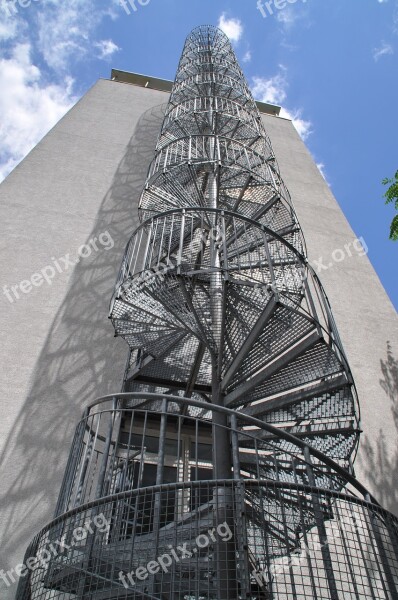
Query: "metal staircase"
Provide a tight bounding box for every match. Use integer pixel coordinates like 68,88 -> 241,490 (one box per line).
109,23 -> 360,473
17,25 -> 398,600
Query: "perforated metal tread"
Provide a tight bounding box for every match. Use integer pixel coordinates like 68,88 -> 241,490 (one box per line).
18,25 -> 398,600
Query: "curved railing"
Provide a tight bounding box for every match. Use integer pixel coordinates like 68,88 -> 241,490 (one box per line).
110,211 -> 358,470
156,127 -> 273,159
162,95 -> 273,145
169,80 -> 254,112
110,209 -> 347,359
107,22 -> 361,517
111,207 -> 305,290
147,135 -> 275,178
18,483 -> 398,599
177,25 -> 234,62
17,23 -> 390,600
175,54 -> 245,83
139,171 -> 300,248
16,391 -> 398,600
54,395 -> 362,516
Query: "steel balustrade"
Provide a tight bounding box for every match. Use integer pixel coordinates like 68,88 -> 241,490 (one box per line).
17,25 -> 398,600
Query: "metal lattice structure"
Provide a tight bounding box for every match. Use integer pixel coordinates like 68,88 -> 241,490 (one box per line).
17,25 -> 398,600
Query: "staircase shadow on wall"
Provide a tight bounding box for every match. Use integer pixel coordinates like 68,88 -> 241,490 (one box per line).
359,341 -> 398,517
0,103 -> 167,598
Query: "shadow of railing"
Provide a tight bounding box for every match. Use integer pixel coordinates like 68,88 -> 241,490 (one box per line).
359,341 -> 398,517
0,102 -> 167,598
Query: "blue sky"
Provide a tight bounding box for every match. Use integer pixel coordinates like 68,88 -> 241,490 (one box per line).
0,0 -> 397,309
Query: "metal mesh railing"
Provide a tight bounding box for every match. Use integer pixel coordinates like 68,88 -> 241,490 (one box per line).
17,478 -> 398,600
16,23 -> 397,600
53,395 -> 363,517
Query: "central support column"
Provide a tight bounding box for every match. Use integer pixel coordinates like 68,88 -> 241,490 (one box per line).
207,126 -> 238,596
212,370 -> 237,599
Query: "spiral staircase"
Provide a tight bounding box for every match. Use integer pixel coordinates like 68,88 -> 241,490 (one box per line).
17,25 -> 398,600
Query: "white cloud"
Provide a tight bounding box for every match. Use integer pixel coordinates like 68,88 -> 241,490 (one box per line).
108,0 -> 124,20
218,14 -> 243,44
95,39 -> 120,59
0,44 -> 76,181
252,71 -> 288,105
0,17 -> 18,41
316,162 -> 330,186
0,0 -> 120,180
373,41 -> 394,60
281,108 -> 312,140
251,69 -> 312,141
274,2 -> 311,33
276,6 -> 299,29
36,0 -> 115,71
376,0 -> 398,35
242,50 -> 252,63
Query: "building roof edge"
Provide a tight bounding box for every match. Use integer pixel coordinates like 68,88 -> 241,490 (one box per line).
110,69 -> 281,116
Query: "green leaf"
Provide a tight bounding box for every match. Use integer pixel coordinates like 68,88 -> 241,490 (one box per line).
389,215 -> 398,241
382,170 -> 398,241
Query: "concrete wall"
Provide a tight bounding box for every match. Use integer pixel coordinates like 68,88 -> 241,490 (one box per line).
0,79 -> 168,599
0,78 -> 397,598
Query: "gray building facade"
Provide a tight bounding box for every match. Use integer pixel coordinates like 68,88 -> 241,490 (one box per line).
0,57 -> 397,598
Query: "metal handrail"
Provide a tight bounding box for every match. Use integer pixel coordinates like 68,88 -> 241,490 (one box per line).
28,478 -> 395,545
109,207 -> 353,376
83,393 -> 367,502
